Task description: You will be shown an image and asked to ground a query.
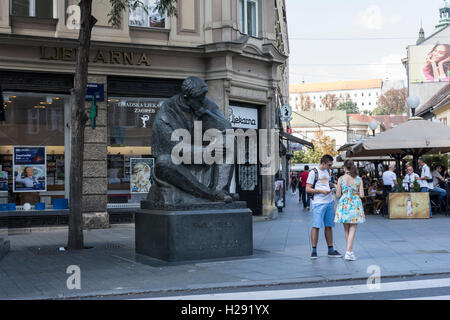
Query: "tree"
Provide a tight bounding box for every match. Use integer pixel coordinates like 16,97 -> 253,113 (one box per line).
292,130 -> 337,164
337,101 -> 359,114
68,0 -> 177,250
373,88 -> 407,115
321,94 -> 339,111
298,94 -> 313,111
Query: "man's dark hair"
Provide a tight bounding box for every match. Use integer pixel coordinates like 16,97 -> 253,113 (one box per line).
320,154 -> 333,164
418,158 -> 425,163
434,164 -> 442,170
304,165 -> 309,171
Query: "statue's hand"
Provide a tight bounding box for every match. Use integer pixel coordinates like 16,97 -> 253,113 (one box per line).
213,190 -> 233,203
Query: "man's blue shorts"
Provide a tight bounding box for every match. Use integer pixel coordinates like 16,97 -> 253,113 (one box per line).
312,201 -> 335,229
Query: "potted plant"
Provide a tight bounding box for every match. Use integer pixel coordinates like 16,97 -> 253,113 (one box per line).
397,178 -> 405,192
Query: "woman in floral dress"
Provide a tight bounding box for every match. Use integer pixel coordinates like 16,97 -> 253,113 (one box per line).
335,160 -> 365,261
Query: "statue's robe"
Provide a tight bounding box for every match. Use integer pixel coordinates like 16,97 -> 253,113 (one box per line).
148,94 -> 233,205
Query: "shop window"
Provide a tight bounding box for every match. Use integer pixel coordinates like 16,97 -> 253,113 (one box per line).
239,0 -> 259,37
129,0 -> 167,28
0,92 -> 67,207
107,97 -> 163,205
11,0 -> 55,19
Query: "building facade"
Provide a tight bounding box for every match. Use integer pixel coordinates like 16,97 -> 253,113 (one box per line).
289,79 -> 382,113
0,0 -> 288,225
405,1 -> 450,119
290,111 -> 408,151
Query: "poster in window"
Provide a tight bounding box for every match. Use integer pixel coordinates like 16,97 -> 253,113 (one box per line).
13,146 -> 47,192
130,158 -> 154,194
0,170 -> 7,191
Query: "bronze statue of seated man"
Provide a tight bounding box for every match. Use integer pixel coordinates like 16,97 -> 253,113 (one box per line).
147,76 -> 239,206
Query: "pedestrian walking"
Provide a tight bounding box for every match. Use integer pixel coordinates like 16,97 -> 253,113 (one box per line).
334,160 -> 365,261
299,165 -> 310,210
290,174 -> 298,196
306,155 -> 342,260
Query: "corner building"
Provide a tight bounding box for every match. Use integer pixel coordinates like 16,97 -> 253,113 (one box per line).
0,0 -> 288,226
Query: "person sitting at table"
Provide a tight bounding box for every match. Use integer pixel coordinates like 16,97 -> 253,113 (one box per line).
432,165 -> 446,189
443,167 -> 449,180
432,165 -> 448,212
368,180 -> 383,214
403,164 -> 419,192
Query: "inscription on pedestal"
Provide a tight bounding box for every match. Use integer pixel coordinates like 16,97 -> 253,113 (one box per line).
135,208 -> 253,262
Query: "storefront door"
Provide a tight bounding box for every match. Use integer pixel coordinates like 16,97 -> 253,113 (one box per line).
229,103 -> 262,215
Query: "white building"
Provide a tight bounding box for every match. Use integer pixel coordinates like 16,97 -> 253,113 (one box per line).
289,79 -> 382,113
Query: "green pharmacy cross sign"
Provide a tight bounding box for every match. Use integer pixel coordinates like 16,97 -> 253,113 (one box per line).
85,83 -> 104,129
90,96 -> 97,129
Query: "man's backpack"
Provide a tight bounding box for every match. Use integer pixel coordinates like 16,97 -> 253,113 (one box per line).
307,168 -> 333,200
307,168 -> 319,200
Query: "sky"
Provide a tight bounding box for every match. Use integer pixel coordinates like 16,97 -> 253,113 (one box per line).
285,0 -> 447,85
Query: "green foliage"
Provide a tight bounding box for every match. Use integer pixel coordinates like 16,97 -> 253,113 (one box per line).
291,130 -> 337,164
372,105 -> 390,115
108,0 -> 177,27
397,178 -> 404,192
374,88 -> 407,115
293,149 -> 321,164
337,101 -> 359,114
412,180 -> 421,192
422,154 -> 449,171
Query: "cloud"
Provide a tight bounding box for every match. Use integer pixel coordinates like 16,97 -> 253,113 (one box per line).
354,5 -> 401,30
366,54 -> 407,81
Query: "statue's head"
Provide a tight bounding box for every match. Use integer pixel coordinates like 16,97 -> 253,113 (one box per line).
181,77 -> 208,98
181,77 -> 208,102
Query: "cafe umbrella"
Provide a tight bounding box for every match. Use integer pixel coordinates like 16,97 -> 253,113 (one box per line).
348,117 -> 450,173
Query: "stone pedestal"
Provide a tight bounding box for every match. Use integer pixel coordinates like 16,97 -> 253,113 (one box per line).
135,202 -> 253,262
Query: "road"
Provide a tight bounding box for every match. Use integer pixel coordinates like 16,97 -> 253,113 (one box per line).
112,274 -> 450,300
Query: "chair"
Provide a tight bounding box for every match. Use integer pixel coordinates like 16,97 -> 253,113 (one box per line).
362,189 -> 375,214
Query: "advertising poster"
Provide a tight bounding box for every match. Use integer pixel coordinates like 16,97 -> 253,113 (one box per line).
0,170 -> 7,191
130,158 -> 154,194
410,44 -> 450,83
13,146 -> 47,192
389,192 -> 430,219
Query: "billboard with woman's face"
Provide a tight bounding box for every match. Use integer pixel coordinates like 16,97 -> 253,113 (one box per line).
410,44 -> 450,83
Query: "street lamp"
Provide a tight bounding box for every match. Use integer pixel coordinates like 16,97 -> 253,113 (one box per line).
406,95 -> 420,117
369,121 -> 378,136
